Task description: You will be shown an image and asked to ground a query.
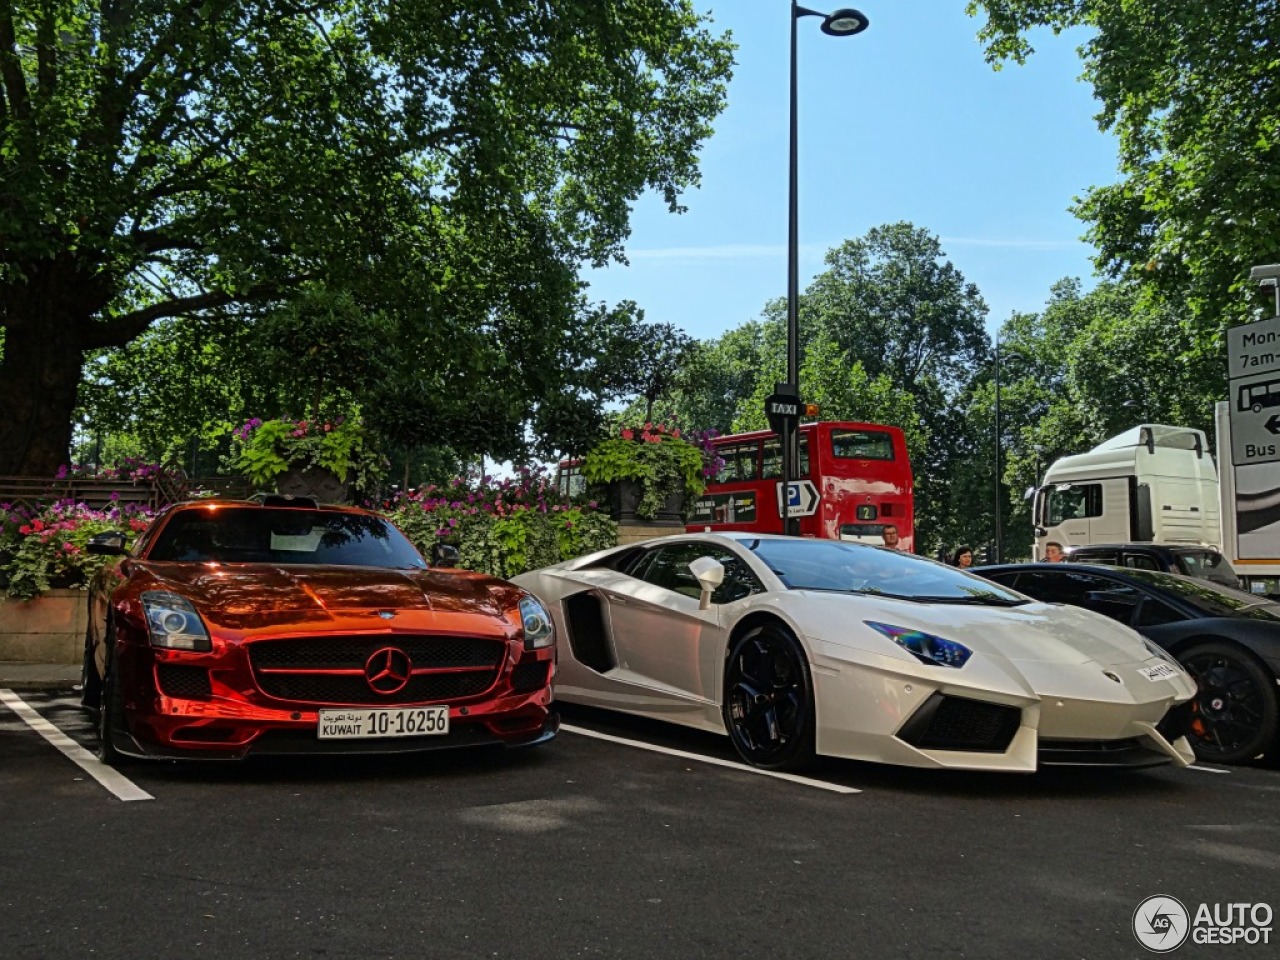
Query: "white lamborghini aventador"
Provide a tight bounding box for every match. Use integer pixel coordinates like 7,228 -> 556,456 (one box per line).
512,534 -> 1197,772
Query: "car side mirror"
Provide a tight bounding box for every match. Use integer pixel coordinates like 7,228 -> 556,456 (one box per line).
431,543 -> 460,568
689,557 -> 725,611
86,531 -> 128,556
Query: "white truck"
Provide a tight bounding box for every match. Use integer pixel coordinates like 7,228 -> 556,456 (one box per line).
1215,401 -> 1280,595
1031,420 -> 1280,595
1032,424 -> 1220,553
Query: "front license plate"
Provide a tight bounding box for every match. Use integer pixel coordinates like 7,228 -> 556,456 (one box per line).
318,706 -> 450,739
1140,663 -> 1179,681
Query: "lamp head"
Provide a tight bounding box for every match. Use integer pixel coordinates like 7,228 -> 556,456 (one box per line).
821,8 -> 870,36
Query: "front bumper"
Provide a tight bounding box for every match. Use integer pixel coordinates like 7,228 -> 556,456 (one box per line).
110,630 -> 557,761
812,646 -> 1196,772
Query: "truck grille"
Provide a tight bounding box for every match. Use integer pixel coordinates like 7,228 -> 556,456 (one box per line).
248,635 -> 506,706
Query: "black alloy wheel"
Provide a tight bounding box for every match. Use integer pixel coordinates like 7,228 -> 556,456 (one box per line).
1181,641 -> 1279,765
79,624 -> 101,709
723,624 -> 815,771
96,626 -> 127,767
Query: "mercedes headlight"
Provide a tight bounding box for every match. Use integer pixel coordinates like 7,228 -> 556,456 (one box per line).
866,620 -> 972,669
141,591 -> 211,651
518,595 -> 554,650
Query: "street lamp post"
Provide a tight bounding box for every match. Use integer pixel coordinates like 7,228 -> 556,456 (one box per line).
782,4 -> 869,535
993,333 -> 1002,564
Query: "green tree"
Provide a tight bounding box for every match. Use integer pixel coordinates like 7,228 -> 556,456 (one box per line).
0,0 -> 733,475
968,1 -> 1280,339
249,285 -> 395,421
604,316 -> 695,423
805,223 -> 990,392
662,318 -> 778,433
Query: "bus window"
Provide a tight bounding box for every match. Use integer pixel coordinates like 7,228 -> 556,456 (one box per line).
831,429 -> 894,460
715,442 -> 761,484
761,436 -> 809,478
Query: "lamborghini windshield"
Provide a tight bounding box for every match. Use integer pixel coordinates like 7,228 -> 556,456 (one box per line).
744,538 -> 1027,605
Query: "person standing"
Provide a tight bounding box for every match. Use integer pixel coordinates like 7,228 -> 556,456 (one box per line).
882,524 -> 905,551
1045,541 -> 1065,563
950,545 -> 974,569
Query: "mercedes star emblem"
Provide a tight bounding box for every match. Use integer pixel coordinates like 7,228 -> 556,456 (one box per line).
365,646 -> 412,695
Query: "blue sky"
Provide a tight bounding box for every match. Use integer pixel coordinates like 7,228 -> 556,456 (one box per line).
584,0 -> 1121,342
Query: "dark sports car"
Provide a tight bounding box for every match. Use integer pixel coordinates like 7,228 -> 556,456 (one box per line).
980,563 -> 1280,765
80,496 -> 557,764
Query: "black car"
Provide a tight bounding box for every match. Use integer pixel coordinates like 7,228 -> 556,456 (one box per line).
979,563 -> 1280,766
1063,543 -> 1241,589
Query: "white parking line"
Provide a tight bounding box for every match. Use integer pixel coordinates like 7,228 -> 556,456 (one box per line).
561,723 -> 861,794
1188,764 -> 1231,774
0,690 -> 153,802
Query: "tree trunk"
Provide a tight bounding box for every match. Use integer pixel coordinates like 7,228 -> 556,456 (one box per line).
0,256 -> 109,476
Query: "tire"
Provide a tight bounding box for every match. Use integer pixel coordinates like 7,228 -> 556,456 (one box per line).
723,623 -> 815,771
96,628 -> 127,767
79,624 -> 102,709
1180,641 -> 1279,765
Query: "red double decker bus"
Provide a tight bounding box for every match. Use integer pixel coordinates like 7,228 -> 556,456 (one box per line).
685,421 -> 914,550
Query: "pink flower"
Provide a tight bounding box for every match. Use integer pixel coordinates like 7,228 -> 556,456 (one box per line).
620,428 -> 634,441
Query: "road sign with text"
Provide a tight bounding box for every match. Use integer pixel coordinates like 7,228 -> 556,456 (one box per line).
1227,316 -> 1280,466
776,479 -> 819,518
765,390 -> 801,435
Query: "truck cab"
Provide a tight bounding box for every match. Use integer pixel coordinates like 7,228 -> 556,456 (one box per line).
1032,425 -> 1220,560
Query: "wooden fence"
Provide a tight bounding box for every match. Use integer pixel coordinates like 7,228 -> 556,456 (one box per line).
0,474 -> 255,514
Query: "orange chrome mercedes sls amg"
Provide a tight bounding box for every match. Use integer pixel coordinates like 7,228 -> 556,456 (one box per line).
80,497 -> 557,764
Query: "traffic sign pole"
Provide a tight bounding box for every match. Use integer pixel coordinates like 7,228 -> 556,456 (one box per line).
766,384 -> 802,535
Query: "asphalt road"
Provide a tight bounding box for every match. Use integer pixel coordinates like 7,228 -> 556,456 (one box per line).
2,692 -> 1277,960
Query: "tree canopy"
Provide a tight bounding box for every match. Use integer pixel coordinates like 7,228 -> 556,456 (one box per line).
0,0 -> 734,474
968,0 -> 1280,334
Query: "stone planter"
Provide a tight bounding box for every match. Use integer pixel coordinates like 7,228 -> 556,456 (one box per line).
607,479 -> 685,527
0,589 -> 88,664
275,465 -> 352,503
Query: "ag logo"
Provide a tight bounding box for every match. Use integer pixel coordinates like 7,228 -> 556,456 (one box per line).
1133,895 -> 1190,953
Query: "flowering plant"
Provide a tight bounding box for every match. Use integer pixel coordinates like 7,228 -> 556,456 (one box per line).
0,500 -> 154,599
685,428 -> 727,480
580,422 -> 707,520
230,416 -> 387,493
54,458 -> 171,482
380,468 -> 616,578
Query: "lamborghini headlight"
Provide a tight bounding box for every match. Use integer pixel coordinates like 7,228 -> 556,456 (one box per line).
518,594 -> 555,650
866,621 -> 972,669
141,591 -> 211,651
